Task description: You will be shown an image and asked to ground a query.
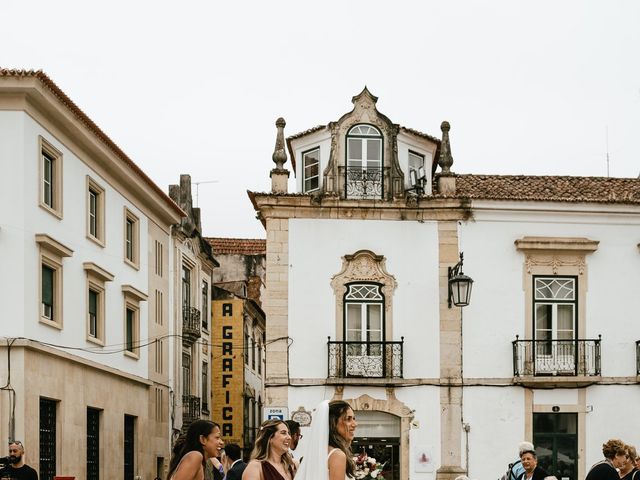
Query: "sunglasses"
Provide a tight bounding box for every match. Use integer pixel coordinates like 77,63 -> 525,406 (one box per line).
9,441 -> 22,447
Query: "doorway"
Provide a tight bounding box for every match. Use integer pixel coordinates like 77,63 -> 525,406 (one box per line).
352,410 -> 400,480
533,413 -> 577,480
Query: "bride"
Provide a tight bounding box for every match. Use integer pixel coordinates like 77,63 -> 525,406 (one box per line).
295,400 -> 358,480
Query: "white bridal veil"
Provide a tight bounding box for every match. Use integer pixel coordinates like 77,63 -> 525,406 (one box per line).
295,400 -> 330,480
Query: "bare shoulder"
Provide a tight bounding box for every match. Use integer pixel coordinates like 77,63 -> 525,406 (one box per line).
242,460 -> 263,480
173,451 -> 204,479
327,449 -> 347,480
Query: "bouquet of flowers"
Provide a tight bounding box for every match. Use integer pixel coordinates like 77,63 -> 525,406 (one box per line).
353,450 -> 386,480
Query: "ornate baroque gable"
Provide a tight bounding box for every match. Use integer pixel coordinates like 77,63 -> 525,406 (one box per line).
323,87 -> 405,200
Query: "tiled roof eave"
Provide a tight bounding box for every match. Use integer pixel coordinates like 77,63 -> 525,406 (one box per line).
0,69 -> 184,219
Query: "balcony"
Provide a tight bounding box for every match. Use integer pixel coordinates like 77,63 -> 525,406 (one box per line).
345,167 -> 383,199
182,394 -> 201,429
636,340 -> 640,375
328,338 -> 403,381
513,336 -> 601,387
182,306 -> 201,346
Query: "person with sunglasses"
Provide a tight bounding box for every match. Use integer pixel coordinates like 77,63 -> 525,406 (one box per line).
0,441 -> 38,479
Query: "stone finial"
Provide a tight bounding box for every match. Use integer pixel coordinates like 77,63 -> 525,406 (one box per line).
438,121 -> 453,174
272,117 -> 288,169
270,117 -> 290,193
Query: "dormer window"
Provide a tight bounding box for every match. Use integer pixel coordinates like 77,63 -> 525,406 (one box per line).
302,148 -> 320,192
346,124 -> 383,199
408,151 -> 426,193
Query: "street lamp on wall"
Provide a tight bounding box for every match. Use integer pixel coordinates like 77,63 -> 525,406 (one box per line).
448,252 -> 474,308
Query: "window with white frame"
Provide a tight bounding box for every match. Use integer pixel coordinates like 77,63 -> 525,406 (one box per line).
87,177 -> 105,245
408,151 -> 425,189
36,234 -> 73,328
344,283 -> 384,366
39,137 -> 63,218
533,277 -> 577,373
346,124 -> 383,198
302,148 -> 320,192
123,208 -> 139,268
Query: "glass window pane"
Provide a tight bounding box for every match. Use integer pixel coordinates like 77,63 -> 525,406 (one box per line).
367,305 -> 382,331
409,152 -> 424,171
42,265 -> 54,305
557,305 -> 574,332
535,304 -> 551,331
367,139 -> 381,161
346,304 -> 362,340
348,138 -> 362,160
89,290 -> 97,314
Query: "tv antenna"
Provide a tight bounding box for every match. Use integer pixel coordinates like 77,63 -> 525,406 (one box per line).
192,180 -> 219,207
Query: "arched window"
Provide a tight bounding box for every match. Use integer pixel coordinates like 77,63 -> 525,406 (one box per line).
346,124 -> 383,198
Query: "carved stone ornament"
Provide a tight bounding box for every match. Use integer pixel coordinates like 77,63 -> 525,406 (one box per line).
291,406 -> 312,427
331,250 -> 397,292
524,254 -> 587,275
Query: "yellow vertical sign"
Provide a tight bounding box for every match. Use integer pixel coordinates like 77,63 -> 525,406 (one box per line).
212,298 -> 244,447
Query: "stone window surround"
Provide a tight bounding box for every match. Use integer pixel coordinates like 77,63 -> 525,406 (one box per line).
123,207 -> 140,269
38,136 -> 63,219
514,236 -> 599,340
36,234 -> 73,329
331,250 -> 397,341
86,176 -> 106,247
122,284 -> 147,359
83,262 -> 114,345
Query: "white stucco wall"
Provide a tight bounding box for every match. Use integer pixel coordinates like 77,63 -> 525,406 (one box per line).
460,207 -> 640,379
292,130 -> 331,193
287,218 -> 441,380
0,111 -> 152,378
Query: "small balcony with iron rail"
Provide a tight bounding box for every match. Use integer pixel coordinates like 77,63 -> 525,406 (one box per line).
327,338 -> 403,384
182,306 -> 201,346
343,166 -> 386,199
512,335 -> 601,387
181,394 -> 201,430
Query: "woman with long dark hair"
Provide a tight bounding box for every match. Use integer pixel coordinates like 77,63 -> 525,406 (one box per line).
167,420 -> 224,480
242,419 -> 295,480
295,399 -> 358,480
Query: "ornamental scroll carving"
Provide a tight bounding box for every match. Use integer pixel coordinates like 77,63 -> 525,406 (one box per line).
330,250 -> 397,297
331,250 -> 397,339
524,254 -> 587,275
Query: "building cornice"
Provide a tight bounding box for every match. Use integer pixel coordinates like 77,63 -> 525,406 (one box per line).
248,191 -> 472,226
10,338 -> 153,386
0,70 -> 184,227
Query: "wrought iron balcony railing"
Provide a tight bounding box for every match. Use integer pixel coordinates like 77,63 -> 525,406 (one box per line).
513,336 -> 601,377
328,338 -> 404,379
182,394 -> 201,429
182,306 -> 201,346
346,166 -> 383,199
636,340 -> 640,375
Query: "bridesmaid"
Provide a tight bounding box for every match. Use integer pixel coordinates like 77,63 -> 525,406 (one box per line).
167,420 -> 224,480
242,420 -> 296,480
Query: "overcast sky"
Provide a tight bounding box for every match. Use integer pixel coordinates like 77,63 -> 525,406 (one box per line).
2,1 -> 639,238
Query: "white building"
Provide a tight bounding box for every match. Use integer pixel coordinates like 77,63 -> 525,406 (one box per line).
0,69 -> 183,479
249,88 -> 640,480
168,175 -> 218,438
